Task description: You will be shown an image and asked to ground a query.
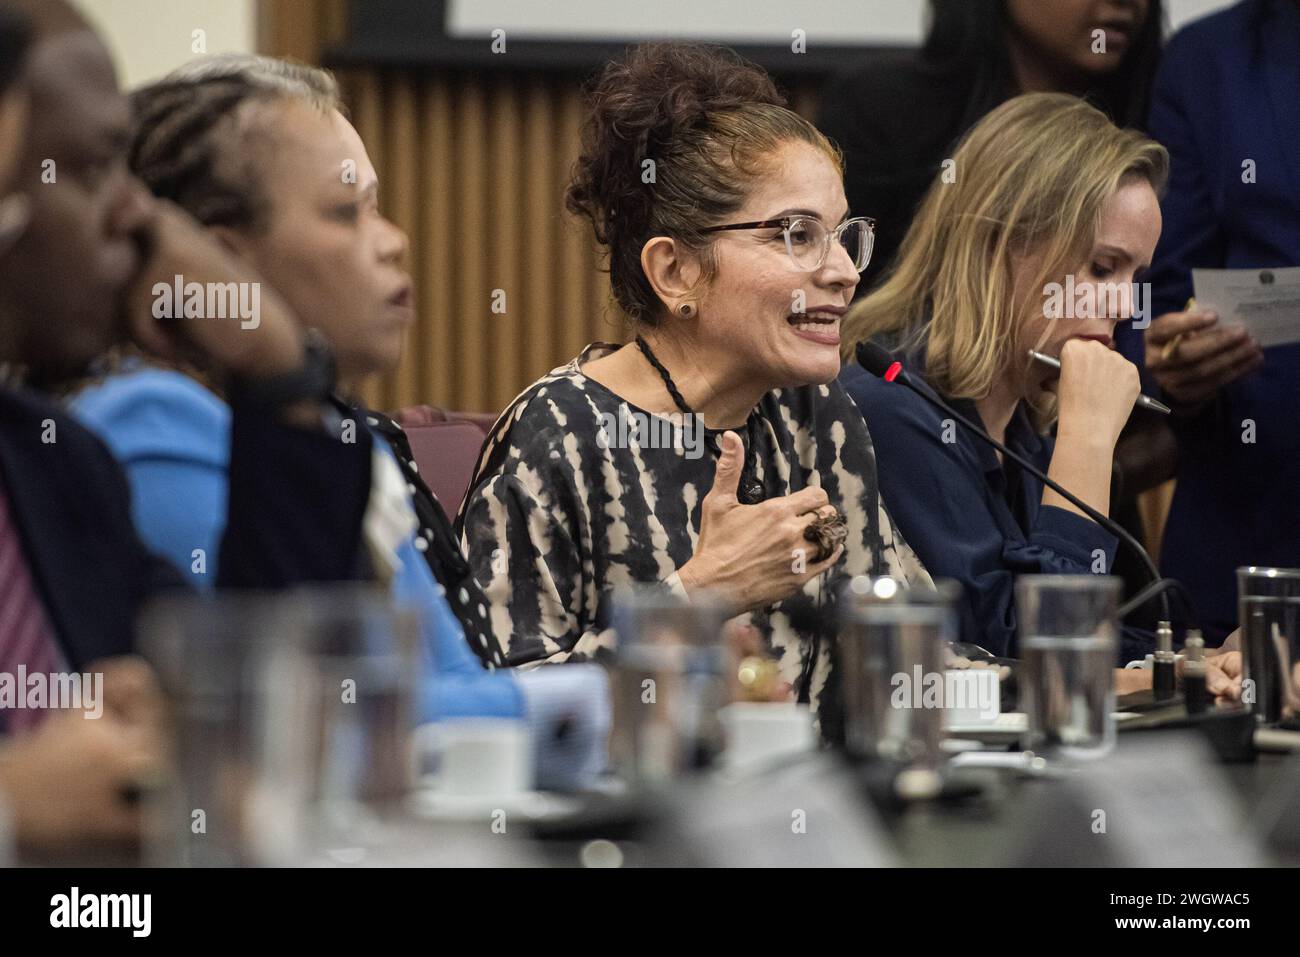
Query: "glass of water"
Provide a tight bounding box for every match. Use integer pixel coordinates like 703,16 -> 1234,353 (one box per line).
1016,575 -> 1119,762
138,586 -> 420,866
1237,567 -> 1300,725
607,585 -> 730,786
838,577 -> 961,795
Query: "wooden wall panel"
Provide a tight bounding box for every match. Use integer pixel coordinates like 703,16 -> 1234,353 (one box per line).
521,81 -> 559,390
487,79 -> 523,408
419,77 -> 456,409
384,74 -> 421,410
258,0 -> 346,67
452,78 -> 490,413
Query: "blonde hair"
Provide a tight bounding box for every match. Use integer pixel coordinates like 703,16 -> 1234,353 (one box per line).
841,93 -> 1168,424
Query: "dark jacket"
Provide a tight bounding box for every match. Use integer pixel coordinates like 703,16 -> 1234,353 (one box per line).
841,358 -> 1152,664
1115,0 -> 1300,642
817,51 -> 982,291
0,384 -> 372,669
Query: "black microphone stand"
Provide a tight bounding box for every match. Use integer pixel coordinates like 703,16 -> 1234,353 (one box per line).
855,342 -> 1193,627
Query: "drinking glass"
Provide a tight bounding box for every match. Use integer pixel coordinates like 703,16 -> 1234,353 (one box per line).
607,585 -> 729,786
1016,575 -> 1119,761
838,577 -> 960,792
1237,567 -> 1300,724
138,586 -> 419,865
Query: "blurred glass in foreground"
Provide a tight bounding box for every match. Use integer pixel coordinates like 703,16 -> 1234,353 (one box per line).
838,576 -> 960,798
139,587 -> 419,866
607,585 -> 729,786
1238,566 -> 1300,725
1017,575 -> 1119,762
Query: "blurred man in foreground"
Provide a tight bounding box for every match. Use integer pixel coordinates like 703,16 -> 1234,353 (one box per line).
0,0 -> 374,853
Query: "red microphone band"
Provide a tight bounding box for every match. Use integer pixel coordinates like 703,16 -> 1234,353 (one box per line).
884,361 -> 902,383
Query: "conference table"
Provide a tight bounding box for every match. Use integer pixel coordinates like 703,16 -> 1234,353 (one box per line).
517,714 -> 1300,868
19,705 -> 1300,868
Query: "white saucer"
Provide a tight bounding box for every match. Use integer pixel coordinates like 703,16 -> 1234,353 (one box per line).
945,711 -> 1028,740
408,788 -> 580,823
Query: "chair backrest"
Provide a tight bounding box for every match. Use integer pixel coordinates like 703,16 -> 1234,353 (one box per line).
391,406 -> 495,516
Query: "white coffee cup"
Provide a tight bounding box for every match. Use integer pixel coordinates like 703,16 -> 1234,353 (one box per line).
941,669 -> 1002,727
417,718 -> 532,798
720,702 -> 814,770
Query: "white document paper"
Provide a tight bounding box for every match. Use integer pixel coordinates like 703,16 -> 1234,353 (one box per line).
1192,266 -> 1300,348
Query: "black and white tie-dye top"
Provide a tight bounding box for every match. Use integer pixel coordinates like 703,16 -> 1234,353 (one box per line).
456,342 -> 931,729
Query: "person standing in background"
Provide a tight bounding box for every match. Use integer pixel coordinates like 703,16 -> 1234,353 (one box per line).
818,0 -> 1161,293
1115,0 -> 1298,644
820,0 -> 1168,619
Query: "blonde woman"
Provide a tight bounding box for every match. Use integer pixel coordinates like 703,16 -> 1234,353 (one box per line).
839,93 -> 1164,664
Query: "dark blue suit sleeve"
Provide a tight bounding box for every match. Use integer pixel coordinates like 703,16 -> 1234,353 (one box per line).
1146,31 -> 1227,320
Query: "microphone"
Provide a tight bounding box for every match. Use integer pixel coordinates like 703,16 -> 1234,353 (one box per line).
855,341 -> 1189,625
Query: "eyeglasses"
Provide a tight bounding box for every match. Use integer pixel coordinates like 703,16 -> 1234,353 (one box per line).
700,216 -> 875,273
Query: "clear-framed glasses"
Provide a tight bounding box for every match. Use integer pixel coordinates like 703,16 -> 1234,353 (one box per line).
701,215 -> 875,273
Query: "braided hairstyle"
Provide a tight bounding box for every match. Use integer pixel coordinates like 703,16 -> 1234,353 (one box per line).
70,57 -> 342,393
128,55 -> 341,231
565,43 -> 841,325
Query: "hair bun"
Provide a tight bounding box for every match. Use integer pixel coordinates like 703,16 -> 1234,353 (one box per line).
613,43 -> 785,155
566,43 -> 784,248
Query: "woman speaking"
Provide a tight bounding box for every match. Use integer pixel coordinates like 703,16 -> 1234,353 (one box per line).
458,43 -> 931,735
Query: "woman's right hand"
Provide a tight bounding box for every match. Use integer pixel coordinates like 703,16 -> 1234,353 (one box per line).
676,431 -> 844,611
1054,337 -> 1141,450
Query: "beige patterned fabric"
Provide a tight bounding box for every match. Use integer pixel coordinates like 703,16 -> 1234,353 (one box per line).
458,343 -> 932,726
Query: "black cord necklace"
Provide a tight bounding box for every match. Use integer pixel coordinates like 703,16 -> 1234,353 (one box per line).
634,335 -> 765,504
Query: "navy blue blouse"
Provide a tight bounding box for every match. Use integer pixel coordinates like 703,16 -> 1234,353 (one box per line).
841,360 -> 1151,663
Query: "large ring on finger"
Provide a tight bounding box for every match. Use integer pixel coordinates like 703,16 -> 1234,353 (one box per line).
737,655 -> 781,701
803,507 -> 848,562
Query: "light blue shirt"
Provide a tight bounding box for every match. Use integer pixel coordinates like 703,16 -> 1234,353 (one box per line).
71,367 -> 524,723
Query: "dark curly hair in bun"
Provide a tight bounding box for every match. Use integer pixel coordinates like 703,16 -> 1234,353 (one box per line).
566,43 -> 841,325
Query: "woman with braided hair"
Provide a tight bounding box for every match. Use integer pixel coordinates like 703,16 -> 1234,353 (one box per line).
456,43 -> 931,738
69,56 -> 611,786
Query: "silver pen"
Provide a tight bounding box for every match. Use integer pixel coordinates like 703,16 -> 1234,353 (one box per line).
1028,349 -> 1172,415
